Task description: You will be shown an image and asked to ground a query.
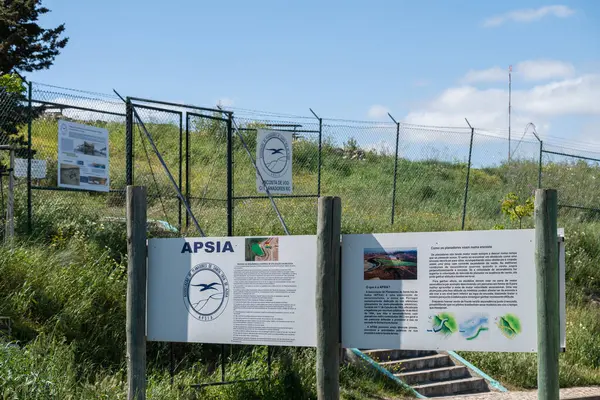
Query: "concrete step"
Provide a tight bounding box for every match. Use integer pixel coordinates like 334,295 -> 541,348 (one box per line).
413,377 -> 488,397
380,353 -> 451,373
362,349 -> 438,362
395,365 -> 469,385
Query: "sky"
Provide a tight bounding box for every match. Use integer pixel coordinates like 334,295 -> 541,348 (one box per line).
30,0 -> 600,152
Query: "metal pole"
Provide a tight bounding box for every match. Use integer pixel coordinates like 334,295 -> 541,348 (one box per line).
126,98 -> 134,186
462,119 -> 474,230
310,109 -> 322,197
316,196 -> 341,400
388,113 -> 400,224
5,149 -> 15,241
534,189 -> 559,400
27,81 -> 32,233
185,114 -> 190,230
318,118 -> 322,197
538,141 -> 543,189
178,113 -> 183,231
126,186 -> 147,400
226,115 -> 233,236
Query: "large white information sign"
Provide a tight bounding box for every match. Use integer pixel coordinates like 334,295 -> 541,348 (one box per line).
147,236 -> 316,346
58,119 -> 109,192
256,129 -> 293,194
342,230 -> 540,352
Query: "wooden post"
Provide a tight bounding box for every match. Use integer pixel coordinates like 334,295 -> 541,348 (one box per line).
127,186 -> 147,400
316,196 -> 342,400
5,148 -> 15,242
535,189 -> 559,400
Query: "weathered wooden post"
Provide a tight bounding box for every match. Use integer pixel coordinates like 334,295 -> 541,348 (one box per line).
127,186 -> 147,400
316,196 -> 342,400
535,189 -> 559,400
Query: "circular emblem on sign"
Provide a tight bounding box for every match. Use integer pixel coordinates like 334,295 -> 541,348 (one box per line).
60,123 -> 68,136
183,263 -> 229,321
259,131 -> 290,178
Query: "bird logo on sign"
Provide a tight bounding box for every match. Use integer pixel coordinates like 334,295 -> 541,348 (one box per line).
259,131 -> 290,177
183,263 -> 229,321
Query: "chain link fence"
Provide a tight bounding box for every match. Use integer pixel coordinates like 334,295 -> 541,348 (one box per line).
25,83 -> 128,239
1,81 -> 599,243
541,143 -> 600,223
4,79 -> 600,387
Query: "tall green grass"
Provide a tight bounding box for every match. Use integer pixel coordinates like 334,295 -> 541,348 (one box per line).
2,118 -> 600,396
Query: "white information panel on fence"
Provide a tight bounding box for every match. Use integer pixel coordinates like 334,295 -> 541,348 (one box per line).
256,129 -> 293,194
341,229 -> 541,352
57,119 -> 109,192
147,236 -> 316,346
14,158 -> 46,179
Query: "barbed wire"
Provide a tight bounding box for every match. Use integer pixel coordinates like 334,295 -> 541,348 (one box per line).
32,81 -> 121,100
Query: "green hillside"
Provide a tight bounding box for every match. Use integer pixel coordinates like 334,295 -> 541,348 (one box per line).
1,118 -> 600,398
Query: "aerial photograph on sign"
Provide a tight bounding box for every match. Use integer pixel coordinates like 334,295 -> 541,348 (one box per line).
363,247 -> 417,280
245,237 -> 279,261
59,163 -> 80,186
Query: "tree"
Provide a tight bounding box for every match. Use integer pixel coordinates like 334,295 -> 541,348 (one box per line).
0,73 -> 32,161
0,1 -> 68,161
500,192 -> 534,229
0,0 -> 68,75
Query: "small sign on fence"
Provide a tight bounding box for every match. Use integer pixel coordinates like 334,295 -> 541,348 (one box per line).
256,129 -> 293,194
57,119 -> 110,192
147,236 -> 316,346
14,158 -> 46,179
341,229 -> 565,352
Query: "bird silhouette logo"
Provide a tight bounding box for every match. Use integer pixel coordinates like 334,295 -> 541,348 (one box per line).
183,263 -> 229,321
191,282 -> 221,292
267,148 -> 284,155
259,131 -> 291,176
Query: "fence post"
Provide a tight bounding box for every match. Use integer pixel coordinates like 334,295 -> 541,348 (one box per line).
127,186 -> 147,400
535,189 -> 559,400
316,196 -> 342,400
538,140 -> 543,189
389,115 -> 400,225
226,114 -> 233,236
126,98 -> 134,186
317,117 -> 323,197
185,114 -> 190,230
461,120 -> 474,230
178,113 -> 183,231
310,108 -> 323,197
27,81 -> 32,233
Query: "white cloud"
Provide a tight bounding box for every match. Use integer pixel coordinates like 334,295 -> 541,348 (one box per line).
462,60 -> 575,83
216,97 -> 234,107
365,139 -> 395,156
516,60 -> 574,81
483,5 -> 575,27
404,73 -> 600,138
462,67 -> 506,83
367,104 -> 390,119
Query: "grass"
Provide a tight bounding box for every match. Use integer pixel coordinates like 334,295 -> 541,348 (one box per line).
1,116 -> 600,397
